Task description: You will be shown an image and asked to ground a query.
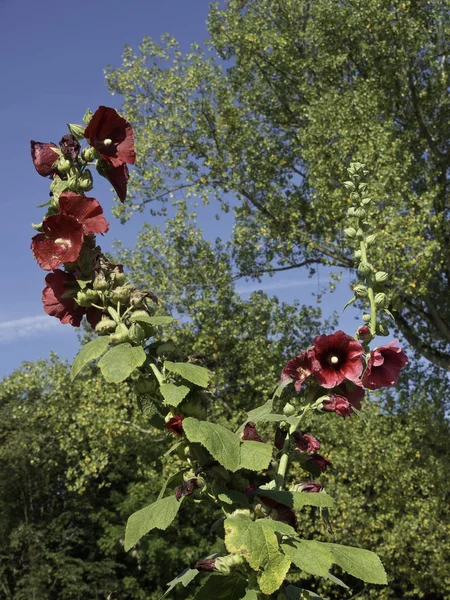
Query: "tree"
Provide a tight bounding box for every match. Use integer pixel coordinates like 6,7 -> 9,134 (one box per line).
105,0 -> 450,368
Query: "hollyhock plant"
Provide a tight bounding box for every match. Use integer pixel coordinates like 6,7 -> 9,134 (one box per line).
310,330 -> 365,388
31,214 -> 83,270
293,431 -> 321,453
84,106 -> 135,168
42,270 -> 85,326
280,351 -> 313,391
30,141 -> 60,177
164,414 -> 185,436
322,394 -> 353,418
58,192 -> 109,235
362,340 -> 408,390
97,159 -> 130,203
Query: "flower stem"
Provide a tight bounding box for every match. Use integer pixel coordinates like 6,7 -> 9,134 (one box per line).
359,238 -> 377,336
275,409 -> 307,490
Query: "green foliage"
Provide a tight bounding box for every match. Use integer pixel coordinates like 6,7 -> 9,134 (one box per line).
124,495 -> 182,551
193,575 -> 246,600
71,335 -> 109,380
164,361 -> 211,387
98,343 -> 147,383
256,490 -> 335,510
159,382 -> 190,407
106,0 -> 450,368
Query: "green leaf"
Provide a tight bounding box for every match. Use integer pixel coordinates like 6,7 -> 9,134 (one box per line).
282,539 -> 334,577
183,417 -> 240,471
285,585 -> 326,599
194,575 -> 247,600
216,487 -> 249,507
239,441 -> 272,471
130,314 -> 175,326
256,490 -> 334,509
71,336 -> 110,380
224,515 -> 293,595
98,343 -> 146,383
124,495 -> 182,551
161,567 -> 199,598
165,361 -> 211,387
160,383 -> 190,407
242,590 -> 260,600
246,398 -> 274,422
324,572 -> 349,590
325,543 -> 387,585
157,470 -> 185,501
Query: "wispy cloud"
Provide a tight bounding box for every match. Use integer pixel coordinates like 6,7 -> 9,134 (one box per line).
0,315 -> 64,343
237,274 -> 350,295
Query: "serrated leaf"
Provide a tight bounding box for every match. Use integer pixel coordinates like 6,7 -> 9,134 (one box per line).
194,575 -> 247,600
165,361 -> 211,387
160,383 -> 190,407
71,336 -> 110,380
183,418 -> 240,471
224,515 -> 293,595
282,539 -> 334,577
239,441 -> 272,471
217,487 -> 249,507
98,343 -> 146,383
124,495 -> 182,551
130,314 -> 175,325
256,490 -> 334,509
160,567 -> 199,598
285,585 -> 326,599
325,543 -> 387,584
324,572 -> 349,589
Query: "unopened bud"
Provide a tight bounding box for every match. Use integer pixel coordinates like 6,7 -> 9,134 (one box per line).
374,292 -> 387,307
93,272 -> 109,291
76,290 -> 91,307
342,181 -> 355,191
78,170 -> 93,191
365,234 -> 377,246
95,318 -> 117,334
361,197 -> 371,205
375,271 -> 389,283
347,207 -> 356,216
57,157 -> 72,174
354,207 -> 366,218
376,322 -> 390,336
358,261 -> 372,275
215,555 -> 245,576
129,322 -> 146,344
354,250 -> 362,258
83,108 -> 94,125
358,183 -> 368,192
67,123 -> 85,140
357,325 -> 372,342
81,146 -> 97,162
344,227 -> 357,238
110,284 -> 132,304
353,283 -> 368,297
67,175 -> 78,191
109,323 -> 130,344
110,271 -> 128,286
350,192 -> 360,202
362,313 -> 371,323
283,402 -> 296,417
129,310 -> 149,320
130,290 -> 147,308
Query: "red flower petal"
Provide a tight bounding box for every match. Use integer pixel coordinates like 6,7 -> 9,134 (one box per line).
31,215 -> 83,270
30,141 -> 59,177
241,422 -> 265,443
58,191 -> 109,235
98,161 -> 129,203
310,330 -> 365,389
362,341 -> 408,390
164,414 -> 184,436
42,270 -> 85,326
85,106 -> 135,168
280,351 -> 313,392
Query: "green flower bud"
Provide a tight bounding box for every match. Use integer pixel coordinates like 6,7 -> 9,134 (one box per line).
347,207 -> 356,216
78,170 -> 93,191
374,292 -> 387,307
362,313 -> 371,322
358,183 -> 368,192
354,207 -> 367,218
361,196 -> 372,205
83,108 -> 94,125
343,181 -> 355,191
135,376 -> 159,394
365,234 -> 377,246
110,284 -> 132,304
344,227 -> 357,238
85,288 -> 100,302
350,192 -> 360,202
130,290 -> 147,309
76,290 -> 91,307
93,272 -> 109,291
110,271 -> 128,286
283,402 -> 296,417
67,123 -> 86,140
356,228 -> 364,238
353,283 -> 368,297
358,261 -> 373,275
375,271 -> 389,283
215,555 -> 245,576
129,309 -> 150,320
81,146 -> 97,162
57,158 -> 72,174
109,323 -> 130,345
129,322 -> 146,344
354,250 -> 362,258
95,318 -> 117,334
376,322 -> 390,336
67,175 -> 78,191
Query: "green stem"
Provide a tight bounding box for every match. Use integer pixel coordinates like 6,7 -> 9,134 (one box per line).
359,239 -> 377,335
275,408 -> 308,490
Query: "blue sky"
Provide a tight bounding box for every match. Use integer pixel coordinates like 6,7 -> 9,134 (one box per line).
0,0 -> 358,379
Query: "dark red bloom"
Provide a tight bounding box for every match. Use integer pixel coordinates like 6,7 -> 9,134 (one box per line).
86,306 -> 104,329
274,505 -> 298,530
164,414 -> 184,436
58,192 -> 109,235
175,478 -> 198,501
84,106 -> 135,168
30,141 -> 59,177
293,431 -> 321,453
357,325 -> 372,342
31,215 -> 83,270
322,394 -> 353,418
59,134 -> 81,163
280,351 -> 313,391
297,482 -> 324,493
335,380 -> 365,410
275,427 -> 287,450
308,453 -> 332,473
310,330 -> 365,389
42,270 -> 85,326
194,558 -> 217,571
362,341 -> 408,390
97,159 -> 130,203
241,422 -> 264,443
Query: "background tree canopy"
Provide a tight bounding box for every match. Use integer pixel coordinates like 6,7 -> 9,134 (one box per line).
105,0 -> 450,369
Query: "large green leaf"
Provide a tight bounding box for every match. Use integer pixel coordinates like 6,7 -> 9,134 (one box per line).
165,361 -> 211,387
325,543 -> 388,585
194,575 -> 247,600
159,382 -> 190,407
124,495 -> 182,551
256,489 -> 334,509
239,441 -> 272,471
183,418 -> 240,471
70,336 -> 110,380
281,539 -> 334,577
98,343 -> 146,383
161,567 -> 199,598
224,515 -> 293,595
130,314 -> 175,325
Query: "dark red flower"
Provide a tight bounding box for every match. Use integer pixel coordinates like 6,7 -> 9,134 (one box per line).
274,505 -> 298,530
357,325 -> 372,342
335,380 -> 365,410
86,306 -> 104,329
31,215 -> 83,270
194,558 -> 217,571
297,482 -> 324,493
280,351 -> 313,392
175,478 -> 198,501
275,427 -> 287,450
310,330 -> 365,389
293,431 -> 321,453
322,394 -> 353,418
362,341 -> 408,390
84,106 -> 135,168
42,270 -> 85,326
308,453 -> 332,473
164,414 -> 184,436
241,422 -> 264,443
58,192 -> 109,235
30,141 -> 59,177
97,159 -> 130,203
59,134 -> 81,163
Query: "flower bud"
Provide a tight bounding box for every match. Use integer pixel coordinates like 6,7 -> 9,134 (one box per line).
95,318 -> 117,334
365,234 -> 377,246
347,207 -> 356,216
129,322 -> 146,344
283,402 -> 296,417
358,261 -> 373,275
110,284 -> 132,304
353,283 -> 368,297
376,322 -> 390,336
110,271 -> 128,286
215,555 -> 245,576
84,288 -> 100,302
67,175 -> 78,191
76,290 -> 91,307
130,290 -> 147,308
109,323 -> 130,344
129,309 -> 149,320
78,170 -> 93,191
354,250 -> 362,258
57,157 -> 72,174
354,207 -> 366,218
374,292 -> 387,307
362,313 -> 371,322
81,146 -> 97,162
67,123 -> 86,140
342,181 -> 355,191
83,108 -> 94,125
361,196 -> 371,205
375,271 -> 389,283
93,272 -> 109,291
358,183 -> 368,192
344,227 -> 357,238
350,192 -> 360,202
357,325 -> 372,342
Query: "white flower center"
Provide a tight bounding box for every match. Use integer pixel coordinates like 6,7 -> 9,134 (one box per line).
329,355 -> 339,365
54,238 -> 70,248
103,138 -> 113,146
